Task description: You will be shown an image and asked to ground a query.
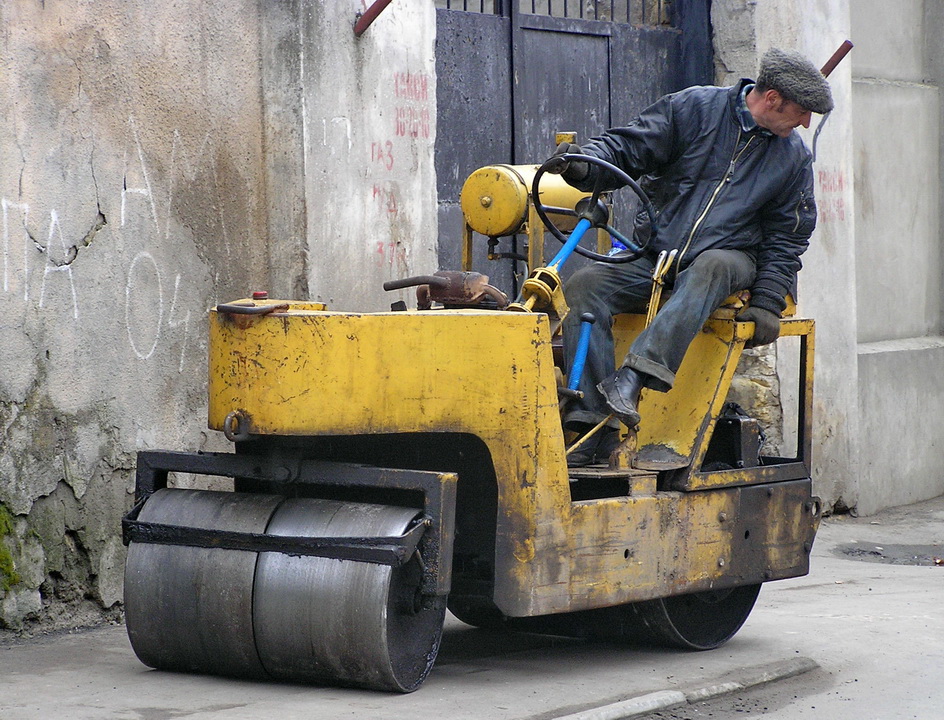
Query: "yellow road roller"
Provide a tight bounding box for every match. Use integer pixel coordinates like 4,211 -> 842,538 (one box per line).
122,156 -> 821,692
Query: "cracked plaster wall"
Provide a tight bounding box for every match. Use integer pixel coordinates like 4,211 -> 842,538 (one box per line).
0,1 -> 269,630
0,0 -> 439,632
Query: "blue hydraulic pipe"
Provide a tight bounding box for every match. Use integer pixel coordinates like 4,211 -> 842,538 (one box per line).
567,313 -> 596,392
548,217 -> 592,271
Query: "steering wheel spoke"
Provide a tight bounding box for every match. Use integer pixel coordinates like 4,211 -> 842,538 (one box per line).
588,173 -> 606,209
602,225 -> 643,263
540,206 -> 578,218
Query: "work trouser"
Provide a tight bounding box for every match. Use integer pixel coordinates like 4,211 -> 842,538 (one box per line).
561,248 -> 756,431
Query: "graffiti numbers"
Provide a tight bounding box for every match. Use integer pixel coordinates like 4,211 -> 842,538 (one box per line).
394,106 -> 430,139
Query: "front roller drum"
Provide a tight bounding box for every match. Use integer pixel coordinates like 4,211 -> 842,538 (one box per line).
124,489 -> 279,678
254,497 -> 446,691
124,488 -> 446,692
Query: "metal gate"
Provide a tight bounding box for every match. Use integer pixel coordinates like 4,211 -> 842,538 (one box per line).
434,0 -> 712,292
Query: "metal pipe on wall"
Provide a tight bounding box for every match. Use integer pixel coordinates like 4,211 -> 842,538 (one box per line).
354,0 -> 395,37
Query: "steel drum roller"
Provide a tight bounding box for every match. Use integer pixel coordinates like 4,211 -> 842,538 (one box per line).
124,489 -> 280,678
124,488 -> 444,691
254,498 -> 446,691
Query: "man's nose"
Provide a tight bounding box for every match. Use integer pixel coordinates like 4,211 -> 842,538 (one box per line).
800,111 -> 812,129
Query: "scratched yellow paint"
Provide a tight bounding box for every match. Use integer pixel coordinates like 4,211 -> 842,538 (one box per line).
207,301 -> 817,617
612,314 -> 746,470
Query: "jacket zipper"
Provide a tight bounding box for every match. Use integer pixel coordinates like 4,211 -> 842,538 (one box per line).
792,193 -> 803,233
675,131 -> 756,272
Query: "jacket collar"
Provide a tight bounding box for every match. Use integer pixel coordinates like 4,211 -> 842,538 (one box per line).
731,79 -> 774,137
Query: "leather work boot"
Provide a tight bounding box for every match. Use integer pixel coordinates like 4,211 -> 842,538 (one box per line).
566,427 -> 620,468
597,367 -> 646,428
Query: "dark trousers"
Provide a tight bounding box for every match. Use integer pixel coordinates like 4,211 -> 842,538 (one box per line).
561,249 -> 756,430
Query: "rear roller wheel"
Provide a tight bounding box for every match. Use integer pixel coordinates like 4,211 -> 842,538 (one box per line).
627,584 -> 761,650
124,489 -> 446,692
486,585 -> 761,650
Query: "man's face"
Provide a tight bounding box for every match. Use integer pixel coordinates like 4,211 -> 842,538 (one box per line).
754,90 -> 813,138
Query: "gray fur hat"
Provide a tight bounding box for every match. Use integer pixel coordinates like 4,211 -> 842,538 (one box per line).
757,48 -> 834,114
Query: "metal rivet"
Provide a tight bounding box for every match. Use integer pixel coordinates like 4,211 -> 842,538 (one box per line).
480,195 -> 492,208
718,512 -> 727,522
718,558 -> 726,567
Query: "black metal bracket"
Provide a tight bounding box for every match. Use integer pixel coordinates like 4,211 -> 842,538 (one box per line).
126,450 -> 457,596
123,499 -> 427,566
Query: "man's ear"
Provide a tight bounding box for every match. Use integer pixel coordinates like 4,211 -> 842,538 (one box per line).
763,88 -> 782,108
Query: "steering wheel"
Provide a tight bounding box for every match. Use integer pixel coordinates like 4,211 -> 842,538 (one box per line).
531,153 -> 657,264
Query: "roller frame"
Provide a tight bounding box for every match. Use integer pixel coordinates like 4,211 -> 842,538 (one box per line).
123,449 -> 457,597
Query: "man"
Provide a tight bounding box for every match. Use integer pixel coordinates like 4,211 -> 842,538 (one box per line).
554,48 -> 832,467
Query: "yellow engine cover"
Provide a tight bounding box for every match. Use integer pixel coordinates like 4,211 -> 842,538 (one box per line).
460,164 -> 587,237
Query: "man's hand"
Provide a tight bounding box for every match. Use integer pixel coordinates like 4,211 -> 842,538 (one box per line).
546,142 -> 590,183
740,306 -> 781,348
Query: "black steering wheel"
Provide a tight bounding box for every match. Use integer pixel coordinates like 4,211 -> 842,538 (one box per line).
531,153 -> 657,264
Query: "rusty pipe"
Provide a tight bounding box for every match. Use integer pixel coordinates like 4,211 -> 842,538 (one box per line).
821,40 -> 853,77
354,0 -> 394,37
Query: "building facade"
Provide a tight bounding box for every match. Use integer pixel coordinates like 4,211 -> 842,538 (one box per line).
0,0 -> 940,630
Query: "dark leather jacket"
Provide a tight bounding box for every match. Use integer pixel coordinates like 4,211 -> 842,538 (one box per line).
571,79 -> 817,315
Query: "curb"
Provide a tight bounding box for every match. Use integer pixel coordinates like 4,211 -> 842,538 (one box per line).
551,657 -> 819,720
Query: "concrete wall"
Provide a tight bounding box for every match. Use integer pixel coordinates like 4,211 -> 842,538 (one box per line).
0,0 -> 269,630
852,0 -> 944,514
0,0 -> 437,631
301,3 -> 438,311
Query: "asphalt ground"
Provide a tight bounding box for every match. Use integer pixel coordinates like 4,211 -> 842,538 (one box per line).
2,495 -> 942,720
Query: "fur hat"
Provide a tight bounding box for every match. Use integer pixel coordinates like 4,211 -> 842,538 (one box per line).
757,48 -> 834,114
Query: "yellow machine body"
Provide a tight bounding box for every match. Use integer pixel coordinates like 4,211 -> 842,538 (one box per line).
125,160 -> 820,692
208,301 -> 818,617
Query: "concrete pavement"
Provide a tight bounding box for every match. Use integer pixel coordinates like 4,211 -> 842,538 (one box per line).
2,494 -> 942,720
